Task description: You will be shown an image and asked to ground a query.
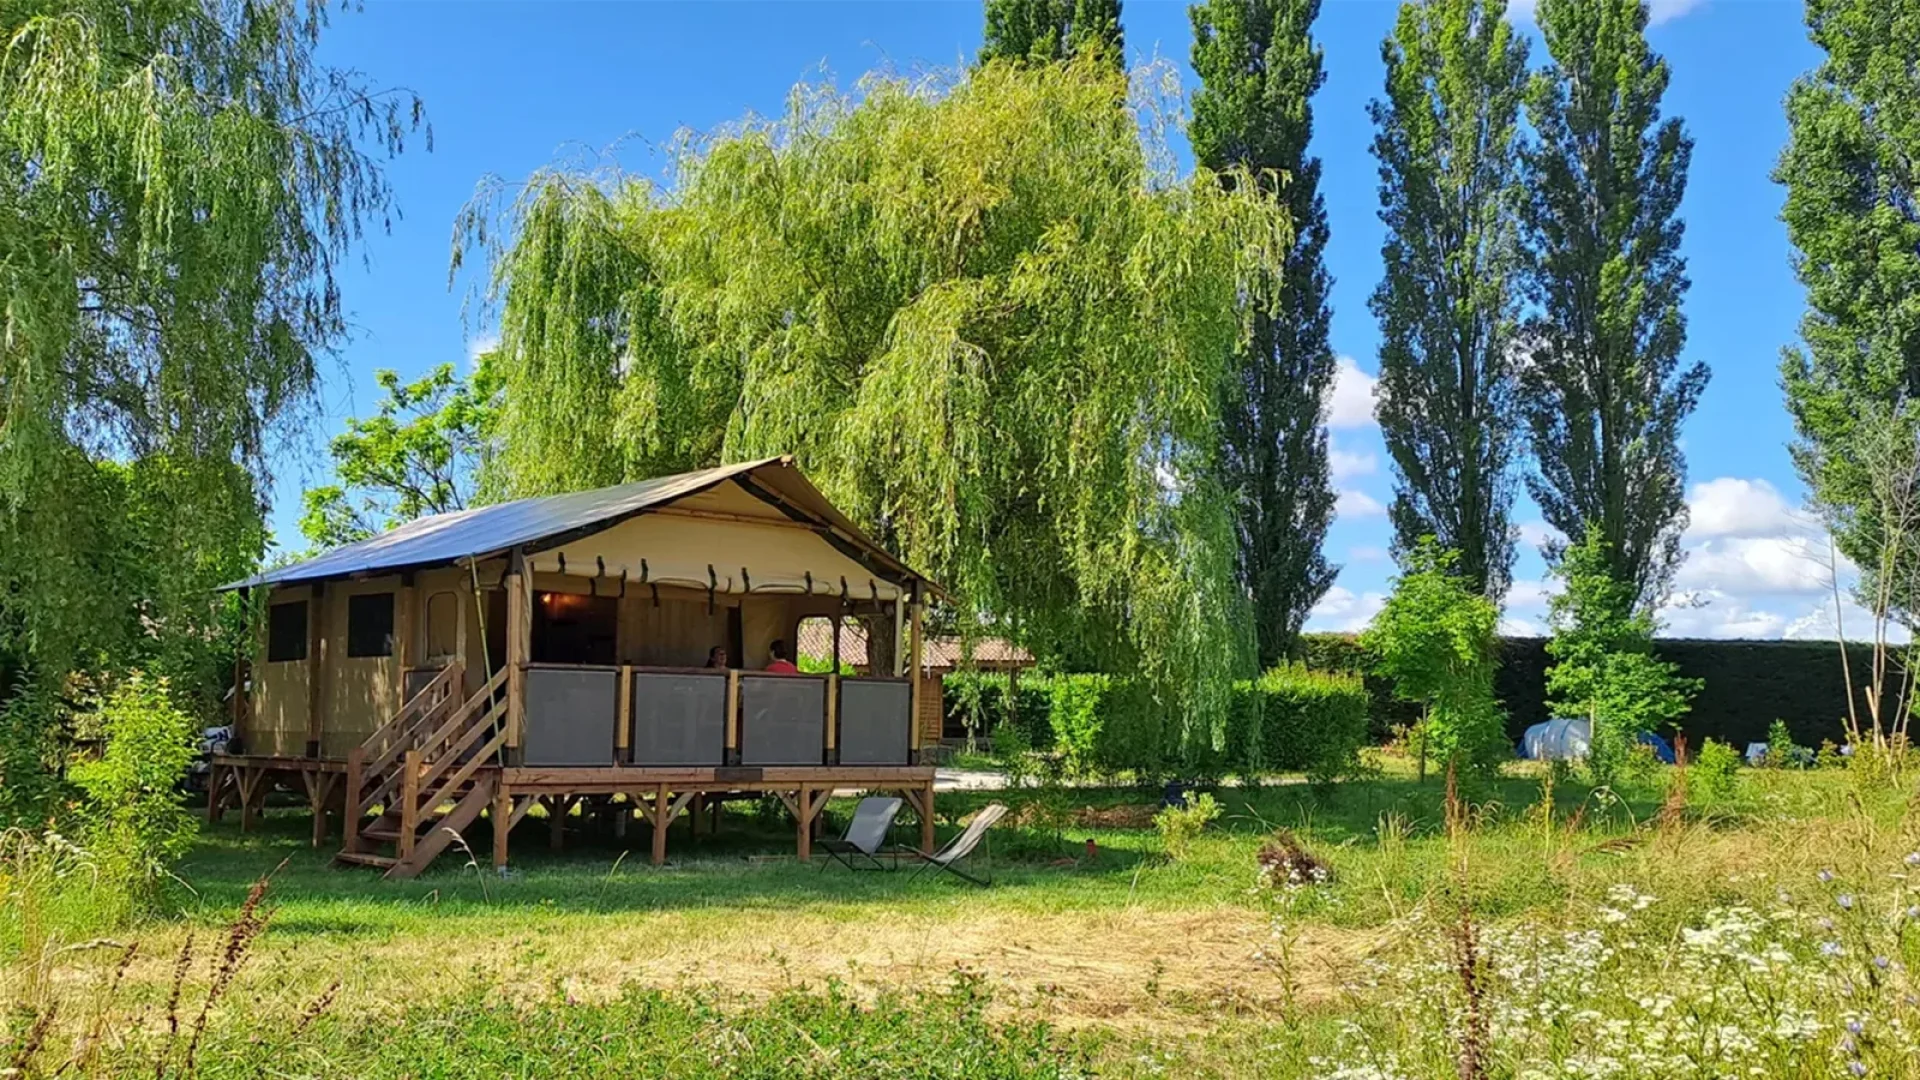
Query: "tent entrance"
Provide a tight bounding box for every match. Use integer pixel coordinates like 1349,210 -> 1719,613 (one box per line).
532,590 -> 619,666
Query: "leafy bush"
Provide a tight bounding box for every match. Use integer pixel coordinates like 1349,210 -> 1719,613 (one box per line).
1691,738 -> 1742,803
1363,541 -> 1508,774
1229,663 -> 1369,782
1762,718 -> 1805,768
66,675 -> 199,916
1153,792 -> 1221,861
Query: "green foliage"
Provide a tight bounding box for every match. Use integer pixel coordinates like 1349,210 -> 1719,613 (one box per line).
1152,791 -> 1221,861
1778,0 -> 1920,614
1363,540 -> 1507,772
0,0 -> 421,806
1763,718 -> 1805,769
1690,737 -> 1742,803
459,59 -> 1288,759
300,361 -> 501,550
1190,0 -> 1338,665
65,676 -> 199,916
979,0 -> 1124,69
1520,0 -> 1705,605
1229,662 -> 1369,782
1544,532 -> 1698,785
1368,0 -> 1528,598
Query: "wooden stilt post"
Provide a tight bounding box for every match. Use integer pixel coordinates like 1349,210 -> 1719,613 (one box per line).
493,782 -> 512,870
400,750 -> 421,861
920,779 -> 936,854
690,793 -> 706,837
505,548 -> 530,767
796,785 -> 814,863
342,748 -> 364,854
549,795 -> 567,852
651,783 -> 669,866
206,761 -> 226,823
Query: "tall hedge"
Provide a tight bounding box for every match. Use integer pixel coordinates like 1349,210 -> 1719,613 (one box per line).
1302,632 -> 1873,750
944,666 -> 1370,781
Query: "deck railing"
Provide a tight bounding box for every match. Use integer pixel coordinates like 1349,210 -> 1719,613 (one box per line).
516,664 -> 915,769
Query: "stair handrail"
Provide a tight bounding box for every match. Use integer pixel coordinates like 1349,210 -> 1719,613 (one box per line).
353,666 -> 506,822
360,663 -> 464,760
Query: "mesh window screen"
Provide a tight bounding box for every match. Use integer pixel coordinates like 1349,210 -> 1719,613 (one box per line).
739,675 -> 826,766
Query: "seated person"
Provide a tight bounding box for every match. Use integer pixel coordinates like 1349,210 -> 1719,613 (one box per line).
704,645 -> 729,669
764,639 -> 799,674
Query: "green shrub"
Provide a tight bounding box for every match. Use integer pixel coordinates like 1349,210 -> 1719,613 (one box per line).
1153,791 -> 1221,861
1229,663 -> 1369,782
67,674 -> 199,917
1692,738 -> 1742,802
1762,718 -> 1803,768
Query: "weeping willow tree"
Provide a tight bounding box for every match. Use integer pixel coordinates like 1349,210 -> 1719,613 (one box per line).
456,59 -> 1288,758
0,0 -> 422,813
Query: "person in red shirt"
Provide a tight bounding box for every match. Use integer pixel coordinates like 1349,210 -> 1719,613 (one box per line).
764,639 -> 799,674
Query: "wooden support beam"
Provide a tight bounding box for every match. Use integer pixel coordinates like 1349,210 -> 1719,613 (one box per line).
548,795 -> 569,852
824,673 -> 839,765
493,782 -> 512,870
616,664 -> 633,763
650,783 -> 670,866
909,593 -> 924,760
921,780 -> 935,854
303,771 -> 339,848
206,761 -> 227,824
690,793 -> 706,837
306,583 -> 327,758
395,582 -> 416,712
400,750 -> 422,861
237,766 -> 266,833
342,748 -> 364,854
724,669 -> 740,765
796,785 -> 814,863
505,549 -> 530,760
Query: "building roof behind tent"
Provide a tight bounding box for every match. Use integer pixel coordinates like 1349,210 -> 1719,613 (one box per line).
226,457 -> 936,593
797,620 -> 1032,670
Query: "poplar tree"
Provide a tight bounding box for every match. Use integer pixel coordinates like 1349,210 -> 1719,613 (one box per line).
980,0 -> 1124,69
1519,0 -> 1706,606
1778,0 -> 1920,611
1368,0 -> 1529,599
1190,0 -> 1336,664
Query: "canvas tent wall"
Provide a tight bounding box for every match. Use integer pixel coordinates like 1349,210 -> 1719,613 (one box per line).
226,458 -> 938,757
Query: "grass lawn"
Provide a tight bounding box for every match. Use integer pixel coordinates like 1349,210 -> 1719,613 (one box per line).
9,756 -> 1920,1076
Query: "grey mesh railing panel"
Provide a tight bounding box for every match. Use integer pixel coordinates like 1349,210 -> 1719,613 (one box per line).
630,672 -> 727,766
522,667 -> 618,766
739,675 -> 826,766
838,680 -> 912,765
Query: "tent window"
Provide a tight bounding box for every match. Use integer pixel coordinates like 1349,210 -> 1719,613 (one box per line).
347,593 -> 395,658
532,591 -> 618,666
424,591 -> 459,659
267,601 -> 308,662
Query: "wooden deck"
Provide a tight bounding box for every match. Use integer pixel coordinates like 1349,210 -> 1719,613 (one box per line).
209,753 -> 936,874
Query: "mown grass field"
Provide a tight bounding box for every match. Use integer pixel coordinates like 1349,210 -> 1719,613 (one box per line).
8,757 -> 1920,1077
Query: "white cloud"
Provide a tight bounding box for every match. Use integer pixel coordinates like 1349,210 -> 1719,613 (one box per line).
1307,585 -> 1386,633
1329,445 -> 1378,483
1657,590 -> 1791,640
1335,489 -> 1387,519
1505,577 -> 1558,612
1507,0 -> 1703,26
1516,520 -> 1563,552
1675,535 -> 1840,597
466,333 -> 500,369
1684,477 -> 1814,540
1327,356 -> 1378,430
1348,545 -> 1388,563
1500,615 -> 1544,637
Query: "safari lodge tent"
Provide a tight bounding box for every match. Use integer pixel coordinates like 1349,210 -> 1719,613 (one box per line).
211,458 -> 942,879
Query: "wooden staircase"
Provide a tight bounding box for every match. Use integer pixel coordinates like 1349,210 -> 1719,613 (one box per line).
337,664 -> 512,879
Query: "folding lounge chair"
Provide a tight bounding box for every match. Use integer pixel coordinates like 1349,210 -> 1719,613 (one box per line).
817,796 -> 904,872
908,802 -> 1008,886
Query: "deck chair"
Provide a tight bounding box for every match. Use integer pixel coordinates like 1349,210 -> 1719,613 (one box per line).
817,796 -> 904,872
908,802 -> 1007,886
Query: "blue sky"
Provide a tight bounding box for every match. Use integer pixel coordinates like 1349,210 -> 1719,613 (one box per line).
299,0 -> 1849,640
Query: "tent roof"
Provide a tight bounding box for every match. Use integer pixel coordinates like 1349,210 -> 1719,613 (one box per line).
227,457 -> 938,594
